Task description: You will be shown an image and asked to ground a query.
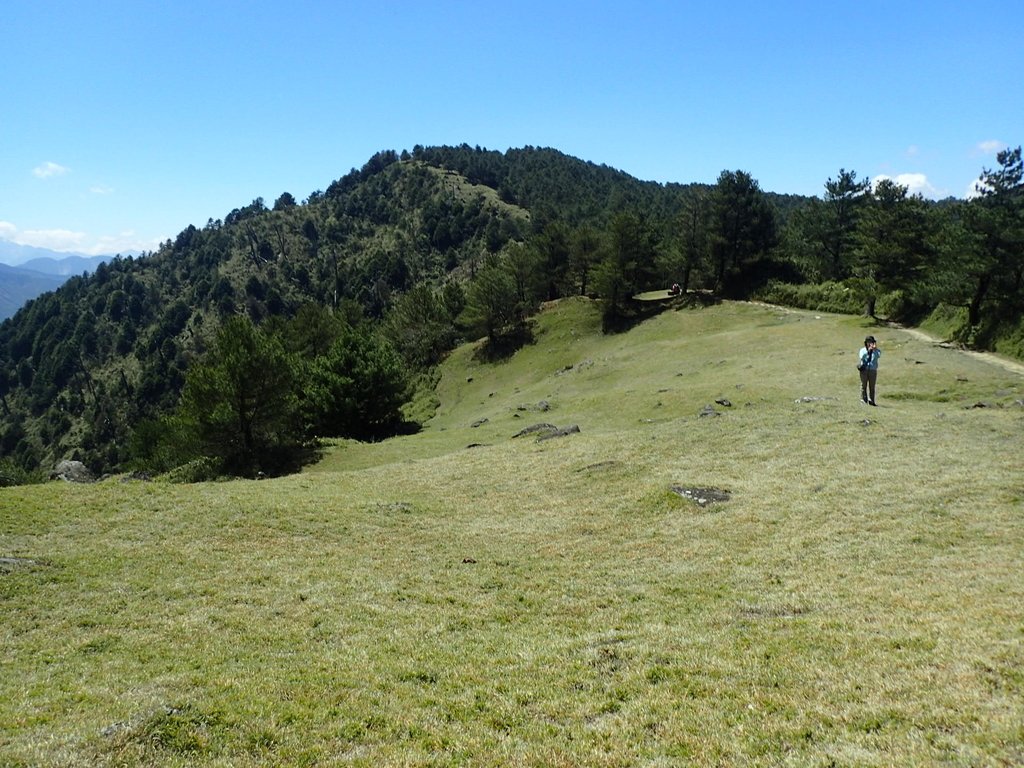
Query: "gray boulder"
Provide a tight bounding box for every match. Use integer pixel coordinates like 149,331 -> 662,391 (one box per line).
51,460 -> 95,483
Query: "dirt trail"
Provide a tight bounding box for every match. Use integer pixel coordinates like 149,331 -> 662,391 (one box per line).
892,326 -> 1024,377
747,301 -> 1024,377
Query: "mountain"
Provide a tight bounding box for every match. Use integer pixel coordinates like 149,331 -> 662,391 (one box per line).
0,143 -> 1017,481
0,240 -> 132,319
0,239 -> 94,266
0,145 -> 855,477
0,263 -> 67,320
17,253 -> 112,276
0,148 -> 559,475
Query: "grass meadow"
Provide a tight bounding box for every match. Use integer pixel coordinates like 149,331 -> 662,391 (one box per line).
2,298 -> 1022,767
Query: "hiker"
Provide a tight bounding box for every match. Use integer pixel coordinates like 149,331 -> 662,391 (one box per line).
857,335 -> 881,405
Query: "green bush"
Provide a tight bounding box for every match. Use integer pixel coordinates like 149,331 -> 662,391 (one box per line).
995,328 -> 1024,359
920,303 -> 1024,360
0,458 -> 45,487
875,289 -> 912,321
164,456 -> 222,484
755,280 -> 861,314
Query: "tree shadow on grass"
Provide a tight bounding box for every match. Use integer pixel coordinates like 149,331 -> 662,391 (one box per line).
604,292 -> 721,334
473,323 -> 536,363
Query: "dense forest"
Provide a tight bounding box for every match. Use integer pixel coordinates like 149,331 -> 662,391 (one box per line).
0,144 -> 1021,483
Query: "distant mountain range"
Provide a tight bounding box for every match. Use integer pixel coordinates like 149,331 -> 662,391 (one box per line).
0,240 -> 135,320
0,263 -> 69,321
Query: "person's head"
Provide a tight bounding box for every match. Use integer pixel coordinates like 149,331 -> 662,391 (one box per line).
864,335 -> 876,348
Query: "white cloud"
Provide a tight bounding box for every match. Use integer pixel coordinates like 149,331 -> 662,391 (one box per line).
977,139 -> 1005,155
966,178 -> 990,200
905,145 -> 920,158
90,185 -> 114,195
32,161 -> 70,179
0,221 -> 158,255
89,231 -> 156,256
872,173 -> 943,199
19,228 -> 89,252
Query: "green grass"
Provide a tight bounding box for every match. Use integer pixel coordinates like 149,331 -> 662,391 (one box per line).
3,298 -> 1023,766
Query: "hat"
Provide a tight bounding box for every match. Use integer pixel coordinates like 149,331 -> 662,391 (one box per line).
865,335 -> 876,344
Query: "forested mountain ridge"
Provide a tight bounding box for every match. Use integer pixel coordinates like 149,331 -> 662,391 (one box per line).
0,149 -> 536,476
0,144 -> 1021,481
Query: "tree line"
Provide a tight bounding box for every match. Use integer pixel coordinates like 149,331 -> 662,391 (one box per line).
455,146 -> 1021,349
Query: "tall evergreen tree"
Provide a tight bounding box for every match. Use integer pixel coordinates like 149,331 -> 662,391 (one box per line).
967,147 -> 1024,327
461,254 -> 521,343
594,211 -> 658,324
820,169 -> 871,280
665,192 -> 709,293
851,179 -> 935,317
178,316 -> 302,477
303,325 -> 408,440
708,170 -> 778,296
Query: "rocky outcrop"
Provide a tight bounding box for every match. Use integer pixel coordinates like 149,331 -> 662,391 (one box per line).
50,460 -> 95,483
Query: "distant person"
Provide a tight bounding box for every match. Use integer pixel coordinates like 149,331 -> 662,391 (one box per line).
857,335 -> 881,405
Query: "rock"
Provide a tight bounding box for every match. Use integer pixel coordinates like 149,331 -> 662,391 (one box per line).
512,422 -> 579,441
698,404 -> 719,417
537,425 -> 579,441
516,400 -> 550,412
471,417 -> 489,427
51,460 -> 94,483
512,423 -> 557,438
557,359 -> 594,376
715,398 -> 733,407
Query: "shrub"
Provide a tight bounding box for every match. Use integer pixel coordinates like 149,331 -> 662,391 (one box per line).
0,458 -> 45,487
165,456 -> 222,484
755,280 -> 861,314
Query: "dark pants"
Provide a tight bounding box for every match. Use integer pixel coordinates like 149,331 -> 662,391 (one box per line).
860,368 -> 877,403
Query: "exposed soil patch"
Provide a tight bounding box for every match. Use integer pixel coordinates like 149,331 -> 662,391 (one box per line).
740,603 -> 811,619
576,460 -> 622,473
0,557 -> 46,572
670,486 -> 731,507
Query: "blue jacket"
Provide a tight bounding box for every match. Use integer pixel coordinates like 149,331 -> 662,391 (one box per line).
859,347 -> 881,370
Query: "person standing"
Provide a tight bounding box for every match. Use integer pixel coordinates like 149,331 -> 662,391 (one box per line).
858,335 -> 881,405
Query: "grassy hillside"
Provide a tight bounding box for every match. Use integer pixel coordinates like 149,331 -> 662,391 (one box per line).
2,299 -> 1022,766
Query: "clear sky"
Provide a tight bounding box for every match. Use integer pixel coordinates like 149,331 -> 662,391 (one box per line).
2,0 -> 1020,256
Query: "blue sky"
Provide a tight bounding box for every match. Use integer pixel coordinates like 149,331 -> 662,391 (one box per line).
1,0 -> 1020,256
